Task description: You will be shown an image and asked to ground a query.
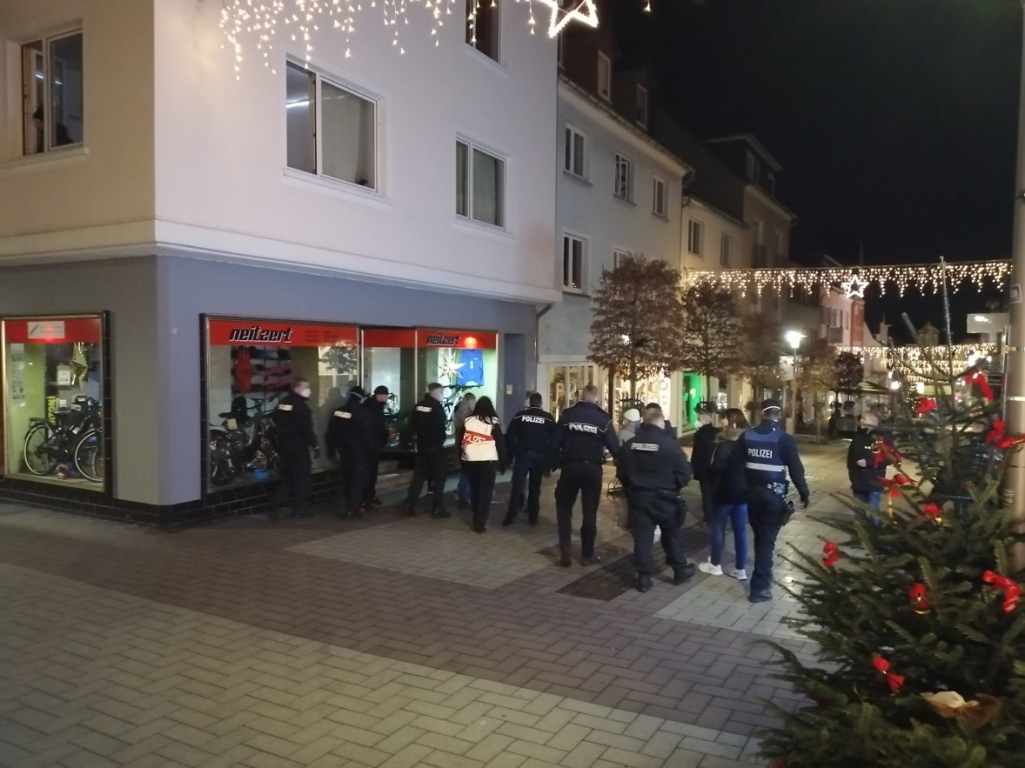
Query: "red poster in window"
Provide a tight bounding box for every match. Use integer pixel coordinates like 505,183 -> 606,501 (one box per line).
415,330 -> 497,349
208,319 -> 357,347
4,317 -> 101,343
362,329 -> 417,348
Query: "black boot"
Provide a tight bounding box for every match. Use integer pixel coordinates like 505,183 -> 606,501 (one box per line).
637,574 -> 653,593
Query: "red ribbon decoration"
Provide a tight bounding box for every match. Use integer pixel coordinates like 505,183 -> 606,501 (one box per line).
916,397 -> 938,415
922,502 -> 943,521
908,583 -> 932,612
823,542 -> 840,568
983,570 -> 1022,614
987,419 -> 1007,445
893,473 -> 912,486
873,439 -> 903,468
879,477 -> 902,498
873,655 -> 905,693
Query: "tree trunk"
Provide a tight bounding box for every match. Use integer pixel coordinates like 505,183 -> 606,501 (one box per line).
607,368 -> 616,415
705,373 -> 713,406
629,354 -> 637,406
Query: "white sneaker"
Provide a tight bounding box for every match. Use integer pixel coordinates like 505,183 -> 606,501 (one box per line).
730,568 -> 748,581
697,560 -> 723,576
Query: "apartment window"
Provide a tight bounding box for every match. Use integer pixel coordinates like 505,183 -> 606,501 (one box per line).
466,0 -> 500,61
564,126 -> 585,178
614,154 -> 632,200
652,177 -> 667,217
775,230 -> 786,258
745,150 -> 759,182
687,219 -> 703,256
21,31 -> 84,155
286,62 -> 377,189
766,171 -> 776,195
720,234 -> 732,267
636,86 -> 648,127
557,31 -> 564,68
456,139 -> 505,227
563,235 -> 586,292
597,52 -> 611,101
613,249 -> 630,269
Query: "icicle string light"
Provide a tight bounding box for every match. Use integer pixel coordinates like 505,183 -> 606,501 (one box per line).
681,260 -> 1011,298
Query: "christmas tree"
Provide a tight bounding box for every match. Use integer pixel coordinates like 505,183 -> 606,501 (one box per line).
761,317 -> 1025,768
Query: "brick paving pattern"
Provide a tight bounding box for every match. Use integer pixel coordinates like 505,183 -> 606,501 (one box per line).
0,442 -> 853,767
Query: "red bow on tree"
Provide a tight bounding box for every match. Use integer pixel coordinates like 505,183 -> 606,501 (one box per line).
983,571 -> 1022,614
921,502 -> 943,521
823,542 -> 840,568
916,397 -> 938,415
879,477 -> 902,498
893,473 -> 912,486
967,369 -> 994,402
908,583 -> 932,612
985,420 -> 1024,451
873,655 -> 904,693
873,439 -> 902,468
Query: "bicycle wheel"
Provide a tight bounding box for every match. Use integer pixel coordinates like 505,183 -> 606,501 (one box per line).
73,428 -> 105,483
23,423 -> 58,476
210,433 -> 242,486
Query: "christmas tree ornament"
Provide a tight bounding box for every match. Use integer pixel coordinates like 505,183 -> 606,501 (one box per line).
893,473 -> 912,486
921,502 -> 943,523
823,542 -> 840,568
908,583 -> 932,614
872,655 -> 904,693
915,397 -> 938,415
982,571 -> 1022,614
922,691 -> 1001,729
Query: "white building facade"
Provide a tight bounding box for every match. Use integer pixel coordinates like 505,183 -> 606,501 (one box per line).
0,0 -> 557,522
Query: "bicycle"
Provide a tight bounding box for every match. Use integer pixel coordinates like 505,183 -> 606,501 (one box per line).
209,393 -> 282,486
22,395 -> 104,483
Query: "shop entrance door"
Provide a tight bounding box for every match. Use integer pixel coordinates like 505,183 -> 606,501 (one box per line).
548,364 -> 598,421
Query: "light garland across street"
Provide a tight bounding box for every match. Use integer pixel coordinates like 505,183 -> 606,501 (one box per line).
681,260 -> 1011,297
837,344 -> 999,383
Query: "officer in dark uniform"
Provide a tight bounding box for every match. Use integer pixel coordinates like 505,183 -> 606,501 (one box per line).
617,406 -> 696,592
403,382 -> 450,518
362,385 -> 391,508
502,392 -> 556,527
740,399 -> 810,603
548,384 -> 620,567
271,377 -> 318,518
326,386 -> 376,520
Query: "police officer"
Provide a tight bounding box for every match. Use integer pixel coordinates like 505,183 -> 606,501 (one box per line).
549,384 -> 620,567
502,392 -> 556,527
617,406 -> 695,593
326,386 -> 376,520
362,385 -> 391,508
740,399 -> 810,603
271,377 -> 318,519
404,382 -> 451,518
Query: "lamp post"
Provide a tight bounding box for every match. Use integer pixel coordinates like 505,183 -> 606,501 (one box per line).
784,330 -> 806,433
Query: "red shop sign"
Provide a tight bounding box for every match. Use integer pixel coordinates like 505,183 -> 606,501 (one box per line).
4,317 -> 102,344
208,319 -> 357,347
416,329 -> 497,349
362,329 -> 417,348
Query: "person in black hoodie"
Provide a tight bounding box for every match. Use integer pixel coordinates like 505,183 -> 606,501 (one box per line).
847,409 -> 890,512
326,386 -> 376,520
697,409 -> 749,581
404,383 -> 450,518
361,385 -> 391,508
689,404 -> 719,525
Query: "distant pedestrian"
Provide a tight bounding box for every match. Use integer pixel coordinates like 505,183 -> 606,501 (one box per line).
698,409 -> 749,581
828,401 -> 841,438
404,383 -> 450,518
362,385 -> 391,508
503,393 -> 556,527
271,377 -> 318,519
549,384 -> 620,567
461,396 -> 508,533
740,400 -> 810,603
848,409 -> 890,512
689,405 -> 719,525
617,408 -> 642,445
325,386 -> 375,520
617,406 -> 695,593
646,402 -> 677,438
453,393 -> 477,510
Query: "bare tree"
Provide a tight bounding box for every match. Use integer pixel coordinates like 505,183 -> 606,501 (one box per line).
588,254 -> 687,412
679,283 -> 743,398
739,314 -> 784,420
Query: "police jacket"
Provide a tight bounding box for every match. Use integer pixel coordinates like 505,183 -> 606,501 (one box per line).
272,391 -> 317,448
363,398 -> 389,450
689,423 -> 720,482
461,415 -> 508,470
740,419 -> 809,499
549,401 -> 619,467
410,394 -> 447,451
616,423 -> 692,494
848,427 -> 890,493
326,392 -> 376,460
507,406 -> 556,456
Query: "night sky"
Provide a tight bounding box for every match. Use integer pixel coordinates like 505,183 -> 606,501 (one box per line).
611,0 -> 1022,339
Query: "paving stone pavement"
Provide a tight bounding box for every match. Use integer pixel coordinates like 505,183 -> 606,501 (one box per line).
0,441 -> 855,767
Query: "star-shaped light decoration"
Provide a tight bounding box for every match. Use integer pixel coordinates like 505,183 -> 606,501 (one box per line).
438,349 -> 466,383
841,275 -> 869,299
535,0 -> 599,38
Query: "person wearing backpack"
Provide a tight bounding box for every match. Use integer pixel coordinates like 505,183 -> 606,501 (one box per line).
697,408 -> 749,581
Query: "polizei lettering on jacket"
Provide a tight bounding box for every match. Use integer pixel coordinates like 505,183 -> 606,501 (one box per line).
520,416 -> 548,424
568,422 -> 599,434
748,448 -> 774,459
425,334 -> 460,345
228,325 -> 293,343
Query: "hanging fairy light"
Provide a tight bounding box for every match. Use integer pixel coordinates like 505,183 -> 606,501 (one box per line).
681,260 -> 1011,299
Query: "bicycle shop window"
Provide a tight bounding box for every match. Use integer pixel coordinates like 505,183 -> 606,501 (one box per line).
2,316 -> 106,490
204,318 -> 358,491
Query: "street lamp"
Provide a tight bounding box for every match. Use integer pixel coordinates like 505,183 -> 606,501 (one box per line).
783,331 -> 805,433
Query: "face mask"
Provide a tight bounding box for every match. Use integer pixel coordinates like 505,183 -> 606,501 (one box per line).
298,387 -> 312,399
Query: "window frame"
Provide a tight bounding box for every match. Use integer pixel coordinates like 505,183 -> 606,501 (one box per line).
636,85 -> 649,127
456,137 -> 507,229
597,52 -> 612,101
563,125 -> 587,179
285,61 -> 379,192
562,233 -> 588,294
614,153 -> 633,202
466,0 -> 501,62
612,248 -> 630,270
687,219 -> 703,257
651,175 -> 667,217
21,28 -> 85,156
720,233 -> 732,267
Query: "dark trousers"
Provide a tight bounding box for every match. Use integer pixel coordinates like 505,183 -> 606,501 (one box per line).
748,487 -> 784,595
555,461 -> 602,558
362,448 -> 381,504
630,491 -> 687,577
405,447 -> 448,512
274,440 -> 312,515
338,459 -> 368,517
506,450 -> 545,523
467,461 -> 498,529
698,479 -> 713,523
